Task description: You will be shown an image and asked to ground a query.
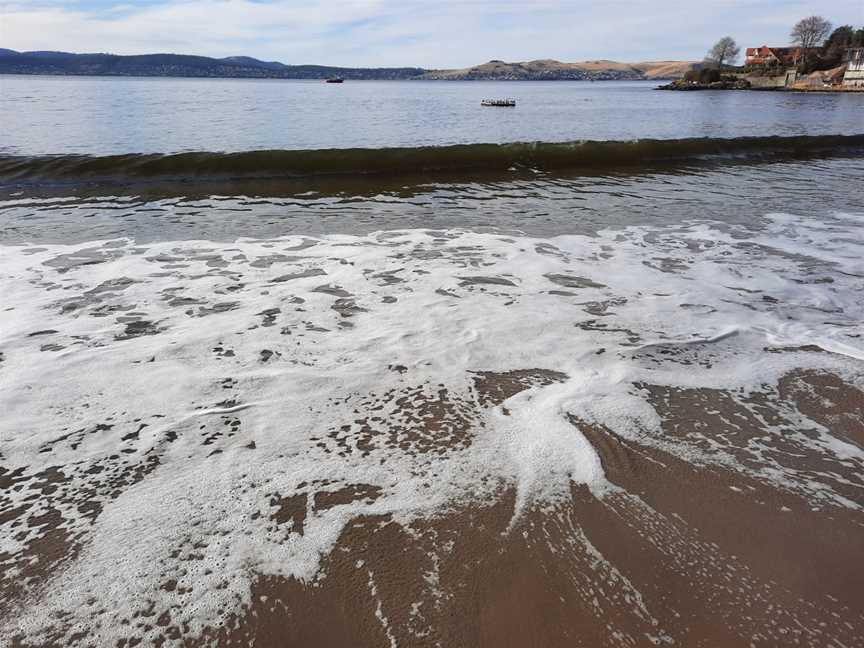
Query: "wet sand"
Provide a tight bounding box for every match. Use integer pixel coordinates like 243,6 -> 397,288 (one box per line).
2,214 -> 864,647
3,368 -> 863,647
208,373 -> 863,648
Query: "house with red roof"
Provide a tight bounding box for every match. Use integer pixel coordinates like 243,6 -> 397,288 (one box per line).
745,46 -> 816,67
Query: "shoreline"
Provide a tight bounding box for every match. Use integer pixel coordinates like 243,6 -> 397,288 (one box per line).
0,71 -> 679,82
3,221 -> 863,646
658,80 -> 864,93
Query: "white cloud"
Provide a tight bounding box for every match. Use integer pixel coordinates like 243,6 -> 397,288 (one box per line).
1,0 -> 862,67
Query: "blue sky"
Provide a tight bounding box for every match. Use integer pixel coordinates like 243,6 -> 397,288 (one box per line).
1,1 -> 862,67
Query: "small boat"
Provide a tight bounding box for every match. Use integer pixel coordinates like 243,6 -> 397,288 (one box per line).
326,78 -> 344,83
481,98 -> 516,107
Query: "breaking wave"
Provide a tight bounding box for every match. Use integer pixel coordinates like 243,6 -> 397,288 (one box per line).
1,134 -> 862,184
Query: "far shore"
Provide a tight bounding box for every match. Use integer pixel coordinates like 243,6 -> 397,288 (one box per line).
659,81 -> 864,93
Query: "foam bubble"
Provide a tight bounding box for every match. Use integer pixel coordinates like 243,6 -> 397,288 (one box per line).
1,211 -> 863,643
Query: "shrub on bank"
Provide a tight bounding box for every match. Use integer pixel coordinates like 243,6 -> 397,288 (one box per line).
685,68 -> 721,84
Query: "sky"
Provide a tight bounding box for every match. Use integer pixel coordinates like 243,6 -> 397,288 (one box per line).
1,0 -> 863,68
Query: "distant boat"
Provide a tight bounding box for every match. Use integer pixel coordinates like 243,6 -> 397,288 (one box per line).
326,78 -> 344,83
481,98 -> 516,107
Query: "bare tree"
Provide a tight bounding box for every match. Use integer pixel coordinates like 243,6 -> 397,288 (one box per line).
706,36 -> 741,68
790,15 -> 832,64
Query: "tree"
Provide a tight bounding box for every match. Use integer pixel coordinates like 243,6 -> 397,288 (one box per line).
790,16 -> 832,65
706,36 -> 740,68
822,25 -> 855,65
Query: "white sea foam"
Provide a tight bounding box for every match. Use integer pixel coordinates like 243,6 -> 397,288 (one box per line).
1,211 -> 863,643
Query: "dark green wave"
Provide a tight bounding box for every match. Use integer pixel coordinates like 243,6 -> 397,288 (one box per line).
1,134 -> 862,182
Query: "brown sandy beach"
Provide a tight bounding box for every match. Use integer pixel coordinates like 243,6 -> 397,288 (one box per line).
165,369 -> 864,647
3,365 -> 863,647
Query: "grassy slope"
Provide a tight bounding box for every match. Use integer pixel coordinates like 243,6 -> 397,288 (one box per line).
423,59 -> 696,80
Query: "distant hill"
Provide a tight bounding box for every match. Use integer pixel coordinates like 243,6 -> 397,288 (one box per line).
421,59 -> 696,81
632,61 -> 698,79
0,50 -> 695,81
0,50 -> 425,80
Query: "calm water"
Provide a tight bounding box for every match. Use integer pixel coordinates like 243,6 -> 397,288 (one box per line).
1,75 -> 863,155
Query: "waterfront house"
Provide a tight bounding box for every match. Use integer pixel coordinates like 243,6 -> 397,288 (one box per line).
843,48 -> 864,88
745,46 -> 815,67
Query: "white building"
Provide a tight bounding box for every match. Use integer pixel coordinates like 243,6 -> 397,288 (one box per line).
843,48 -> 864,88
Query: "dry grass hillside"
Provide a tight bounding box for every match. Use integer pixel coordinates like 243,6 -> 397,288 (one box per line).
632,61 -> 698,79
422,59 -> 696,80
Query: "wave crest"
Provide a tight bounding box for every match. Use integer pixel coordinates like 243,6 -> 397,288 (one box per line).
1,134 -> 862,184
